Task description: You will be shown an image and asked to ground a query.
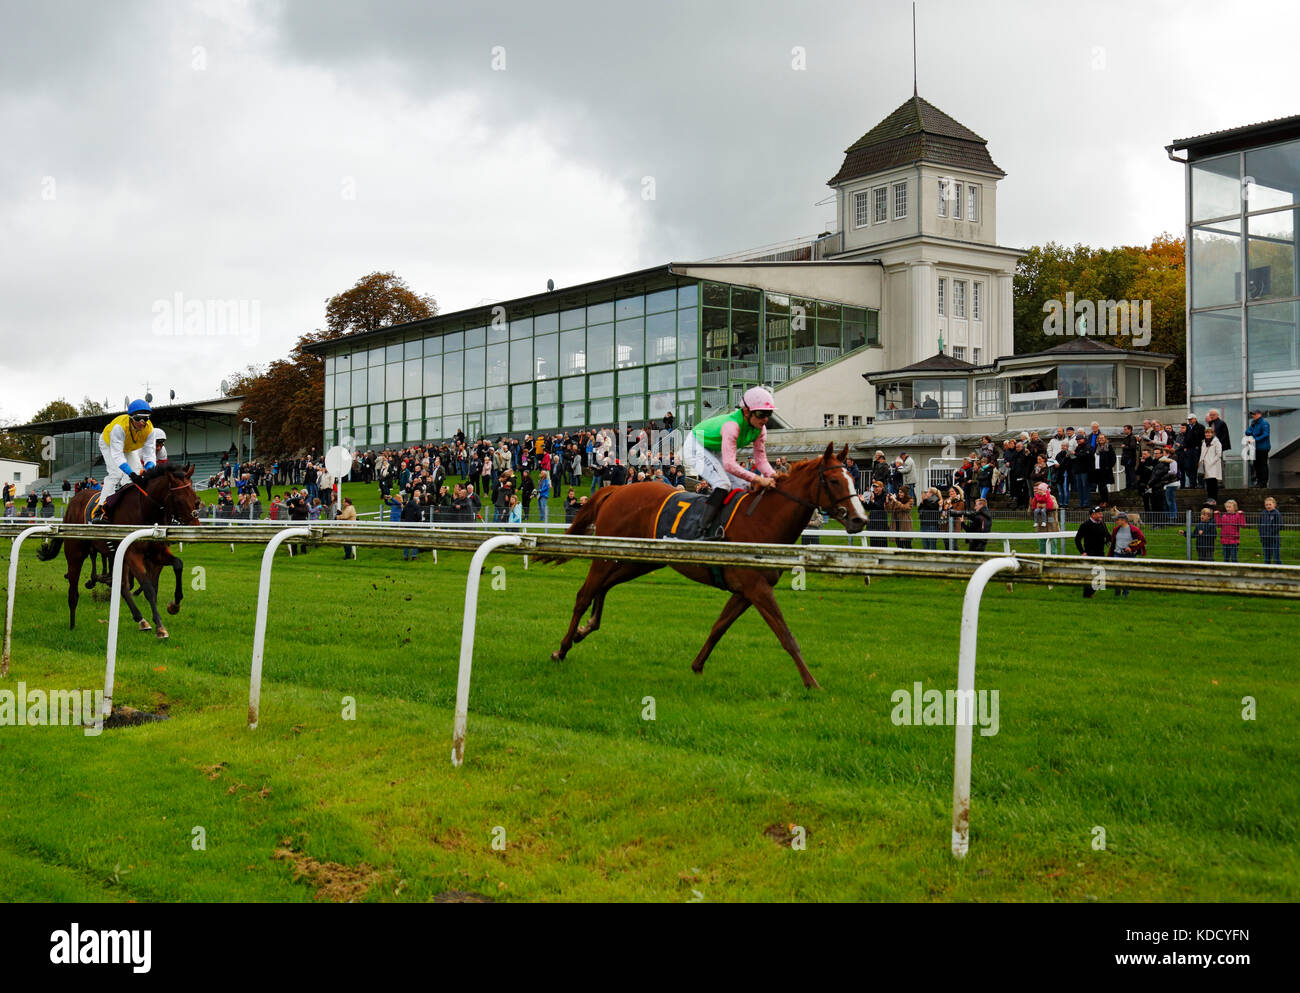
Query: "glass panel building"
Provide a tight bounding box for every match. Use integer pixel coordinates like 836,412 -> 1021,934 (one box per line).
310,265 -> 879,448
1171,117 -> 1300,485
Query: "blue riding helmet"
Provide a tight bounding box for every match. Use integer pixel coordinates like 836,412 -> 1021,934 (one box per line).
127,399 -> 151,417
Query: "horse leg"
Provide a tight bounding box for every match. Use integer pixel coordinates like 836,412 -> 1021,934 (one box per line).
689,592 -> 751,675
739,574 -> 821,689
65,541 -> 85,630
130,549 -> 168,638
117,551 -> 149,631
552,561 -> 611,661
574,562 -> 659,644
166,549 -> 183,615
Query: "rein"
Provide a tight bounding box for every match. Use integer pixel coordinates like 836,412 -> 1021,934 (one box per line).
751,466 -> 856,522
129,474 -> 198,524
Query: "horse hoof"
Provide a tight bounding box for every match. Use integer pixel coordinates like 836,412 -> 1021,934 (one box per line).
156,627 -> 169,640
138,620 -> 152,632
166,602 -> 179,615
550,650 -> 564,661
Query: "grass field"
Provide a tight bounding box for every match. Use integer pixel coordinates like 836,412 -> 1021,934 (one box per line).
0,483 -> 1297,902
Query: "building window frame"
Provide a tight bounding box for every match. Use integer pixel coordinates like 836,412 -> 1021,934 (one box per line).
873,186 -> 888,223
937,178 -> 948,218
937,277 -> 946,317
967,184 -> 980,222
972,282 -> 982,321
954,280 -> 967,319
854,190 -> 870,228
952,181 -> 963,220
893,181 -> 908,220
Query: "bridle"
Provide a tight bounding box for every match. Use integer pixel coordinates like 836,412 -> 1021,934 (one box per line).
131,473 -> 202,524
755,464 -> 861,524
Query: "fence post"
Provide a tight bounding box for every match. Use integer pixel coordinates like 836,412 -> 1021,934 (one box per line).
452,533 -> 523,767
102,526 -> 169,720
1186,509 -> 1193,561
952,556 -> 1020,858
247,526 -> 312,729
2,524 -> 54,677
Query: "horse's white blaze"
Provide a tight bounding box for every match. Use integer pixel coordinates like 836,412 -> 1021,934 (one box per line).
841,467 -> 867,520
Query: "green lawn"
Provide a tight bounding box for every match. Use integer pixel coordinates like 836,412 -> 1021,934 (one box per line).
0,504 -> 1296,902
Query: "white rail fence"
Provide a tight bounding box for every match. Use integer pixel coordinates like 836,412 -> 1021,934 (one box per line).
3,521 -> 1298,859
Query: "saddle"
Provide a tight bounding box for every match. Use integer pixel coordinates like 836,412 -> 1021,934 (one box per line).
653,489 -> 747,541
85,491 -> 108,524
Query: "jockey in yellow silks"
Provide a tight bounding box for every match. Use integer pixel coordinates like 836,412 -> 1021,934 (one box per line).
98,399 -> 160,499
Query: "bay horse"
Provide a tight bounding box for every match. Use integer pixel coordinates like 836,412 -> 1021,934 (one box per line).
543,444 -> 867,688
36,464 -> 203,637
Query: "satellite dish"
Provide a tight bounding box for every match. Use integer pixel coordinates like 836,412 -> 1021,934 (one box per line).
220,379 -> 230,396
547,279 -> 555,292
170,389 -> 175,401
144,392 -> 153,403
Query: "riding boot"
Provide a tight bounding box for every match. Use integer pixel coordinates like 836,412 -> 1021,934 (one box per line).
696,487 -> 729,540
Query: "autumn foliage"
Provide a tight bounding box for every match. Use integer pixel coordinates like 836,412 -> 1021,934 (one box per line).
229,273 -> 437,456
1014,234 -> 1186,403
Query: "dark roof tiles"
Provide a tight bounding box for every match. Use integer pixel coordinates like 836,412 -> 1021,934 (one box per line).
829,96 -> 1005,185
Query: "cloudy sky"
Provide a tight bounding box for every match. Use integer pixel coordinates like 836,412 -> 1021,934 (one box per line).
2,0 -> 1297,424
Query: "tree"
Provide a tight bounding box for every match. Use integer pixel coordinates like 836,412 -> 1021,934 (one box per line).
79,397 -> 106,417
232,273 -> 437,455
1014,235 -> 1187,404
322,271 -> 437,340
30,399 -> 79,424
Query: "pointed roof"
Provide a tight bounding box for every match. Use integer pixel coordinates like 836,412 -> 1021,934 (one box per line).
863,351 -> 985,382
828,96 -> 1006,186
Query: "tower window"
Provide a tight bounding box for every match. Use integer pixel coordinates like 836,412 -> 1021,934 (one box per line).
973,282 -> 982,321
952,182 -> 963,220
873,186 -> 888,223
937,179 -> 948,218
893,182 -> 907,220
954,280 -> 967,319
854,190 -> 870,228
938,277 -> 946,317
967,184 -> 980,222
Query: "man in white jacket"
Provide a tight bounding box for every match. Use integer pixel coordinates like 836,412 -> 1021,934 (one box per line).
1198,426 -> 1224,505
899,450 -> 918,490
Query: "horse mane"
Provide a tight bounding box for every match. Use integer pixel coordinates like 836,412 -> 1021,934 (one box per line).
140,463 -> 191,482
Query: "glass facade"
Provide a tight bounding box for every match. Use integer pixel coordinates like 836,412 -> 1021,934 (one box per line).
323,280 -> 701,447
1188,139 -> 1300,406
703,283 -> 879,415
320,275 -> 878,447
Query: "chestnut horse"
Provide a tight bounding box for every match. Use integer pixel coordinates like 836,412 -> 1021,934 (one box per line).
36,464 -> 203,637
544,444 -> 867,688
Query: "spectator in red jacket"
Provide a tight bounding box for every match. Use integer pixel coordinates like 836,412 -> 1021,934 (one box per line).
1215,500 -> 1246,562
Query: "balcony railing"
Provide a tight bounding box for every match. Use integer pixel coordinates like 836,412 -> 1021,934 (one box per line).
699,231 -> 843,264
876,405 -> 969,421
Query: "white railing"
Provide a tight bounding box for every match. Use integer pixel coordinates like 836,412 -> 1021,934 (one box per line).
5,520 -> 1297,862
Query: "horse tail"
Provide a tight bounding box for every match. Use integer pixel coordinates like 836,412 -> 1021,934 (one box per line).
35,538 -> 63,561
533,486 -> 618,565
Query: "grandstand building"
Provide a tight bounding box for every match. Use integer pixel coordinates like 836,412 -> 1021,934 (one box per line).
6,395 -> 247,492
305,93 -> 1177,477
1169,113 -> 1300,488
